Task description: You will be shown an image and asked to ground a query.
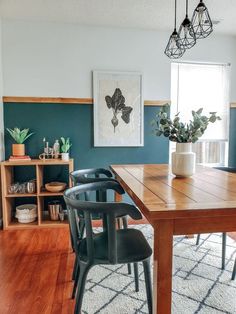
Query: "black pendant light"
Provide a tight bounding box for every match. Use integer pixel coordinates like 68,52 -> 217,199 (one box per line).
191,0 -> 213,39
164,0 -> 185,59
177,0 -> 196,49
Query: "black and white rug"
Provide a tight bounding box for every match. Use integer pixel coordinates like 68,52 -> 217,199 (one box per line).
82,225 -> 236,314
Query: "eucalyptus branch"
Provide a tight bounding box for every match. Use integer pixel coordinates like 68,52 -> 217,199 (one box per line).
151,104 -> 221,143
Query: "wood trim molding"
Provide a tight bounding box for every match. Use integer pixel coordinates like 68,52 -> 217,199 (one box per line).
3,97 -> 236,108
3,96 -> 170,107
3,96 -> 93,104
144,100 -> 170,106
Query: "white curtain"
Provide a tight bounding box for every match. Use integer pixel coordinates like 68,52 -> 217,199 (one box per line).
171,62 -> 230,165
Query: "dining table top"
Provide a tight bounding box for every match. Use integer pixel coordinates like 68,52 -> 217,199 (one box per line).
111,164 -> 236,221
111,163 -> 236,314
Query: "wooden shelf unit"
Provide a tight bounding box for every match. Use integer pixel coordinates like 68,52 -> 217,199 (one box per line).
1,159 -> 74,230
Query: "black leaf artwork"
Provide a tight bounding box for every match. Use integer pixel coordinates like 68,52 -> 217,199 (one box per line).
105,88 -> 133,132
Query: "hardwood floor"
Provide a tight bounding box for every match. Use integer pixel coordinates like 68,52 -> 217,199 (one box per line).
0,227 -> 75,314
0,225 -> 235,314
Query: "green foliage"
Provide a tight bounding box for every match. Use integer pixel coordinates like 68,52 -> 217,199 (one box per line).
60,137 -> 72,153
6,127 -> 34,144
105,88 -> 133,132
151,104 -> 221,143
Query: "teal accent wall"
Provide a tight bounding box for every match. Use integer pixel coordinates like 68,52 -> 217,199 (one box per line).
3,103 -> 169,169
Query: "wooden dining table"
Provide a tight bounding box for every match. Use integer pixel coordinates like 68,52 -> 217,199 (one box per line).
110,164 -> 236,314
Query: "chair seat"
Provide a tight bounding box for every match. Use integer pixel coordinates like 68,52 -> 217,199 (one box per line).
79,229 -> 152,264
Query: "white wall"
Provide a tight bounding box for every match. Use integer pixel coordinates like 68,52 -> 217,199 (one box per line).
2,19 -> 236,101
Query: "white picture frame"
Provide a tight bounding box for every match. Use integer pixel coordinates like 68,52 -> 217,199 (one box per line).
93,71 -> 144,147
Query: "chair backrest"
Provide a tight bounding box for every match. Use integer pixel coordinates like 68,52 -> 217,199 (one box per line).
67,203 -> 81,253
70,168 -> 113,185
70,168 -> 118,202
64,181 -> 142,264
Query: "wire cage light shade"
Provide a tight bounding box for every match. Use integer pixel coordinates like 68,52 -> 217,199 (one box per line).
177,17 -> 196,49
191,0 -> 213,39
177,0 -> 196,50
164,0 -> 185,59
165,30 -> 185,59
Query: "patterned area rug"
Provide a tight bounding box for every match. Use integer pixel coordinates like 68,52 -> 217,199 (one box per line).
82,225 -> 236,314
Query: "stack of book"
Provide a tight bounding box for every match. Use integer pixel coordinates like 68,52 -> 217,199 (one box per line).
9,155 -> 31,162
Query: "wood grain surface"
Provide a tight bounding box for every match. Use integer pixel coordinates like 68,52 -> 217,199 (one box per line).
3,96 -> 170,106
1,159 -> 74,230
0,228 -> 75,314
111,164 -> 236,314
111,164 -> 236,221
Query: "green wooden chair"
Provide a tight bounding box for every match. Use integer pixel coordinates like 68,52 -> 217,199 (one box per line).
64,181 -> 153,314
69,168 -> 139,296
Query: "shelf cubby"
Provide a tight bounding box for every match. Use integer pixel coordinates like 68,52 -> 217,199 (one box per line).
38,195 -> 68,227
1,159 -> 74,230
3,196 -> 38,228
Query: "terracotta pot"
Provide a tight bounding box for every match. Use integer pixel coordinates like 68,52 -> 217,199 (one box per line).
12,144 -> 25,156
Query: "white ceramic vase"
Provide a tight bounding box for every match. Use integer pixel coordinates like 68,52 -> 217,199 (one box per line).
61,152 -> 69,161
171,143 -> 196,177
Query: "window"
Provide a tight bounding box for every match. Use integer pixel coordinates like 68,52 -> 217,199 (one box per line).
170,62 -> 230,166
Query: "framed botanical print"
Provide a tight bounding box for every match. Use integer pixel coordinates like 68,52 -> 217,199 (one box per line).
93,71 -> 144,147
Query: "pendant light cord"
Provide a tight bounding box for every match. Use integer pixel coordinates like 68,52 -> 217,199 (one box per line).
174,0 -> 177,29
186,0 -> 188,16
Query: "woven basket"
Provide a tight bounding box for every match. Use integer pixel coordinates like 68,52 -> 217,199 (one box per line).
15,204 -> 37,223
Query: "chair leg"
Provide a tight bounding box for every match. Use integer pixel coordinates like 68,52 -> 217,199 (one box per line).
72,255 -> 78,281
122,216 -> 128,229
74,263 -> 91,314
143,259 -> 153,314
222,232 -> 227,270
196,234 -> 200,245
78,219 -> 85,239
72,260 -> 80,299
134,262 -> 139,292
121,216 -> 132,274
127,263 -> 132,274
232,258 -> 236,280
117,218 -> 121,229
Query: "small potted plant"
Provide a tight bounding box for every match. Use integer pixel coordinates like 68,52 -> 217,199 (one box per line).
60,137 -> 72,161
6,127 -> 34,156
152,104 -> 221,177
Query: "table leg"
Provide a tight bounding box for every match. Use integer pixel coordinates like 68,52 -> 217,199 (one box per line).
153,220 -> 174,314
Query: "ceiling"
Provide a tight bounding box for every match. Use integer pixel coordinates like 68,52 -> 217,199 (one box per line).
0,0 -> 235,35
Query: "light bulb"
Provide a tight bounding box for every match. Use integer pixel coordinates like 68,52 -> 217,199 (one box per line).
191,0 -> 213,39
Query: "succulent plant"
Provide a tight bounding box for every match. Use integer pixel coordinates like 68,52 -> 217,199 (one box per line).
151,104 -> 221,143
60,137 -> 72,153
6,127 -> 34,144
